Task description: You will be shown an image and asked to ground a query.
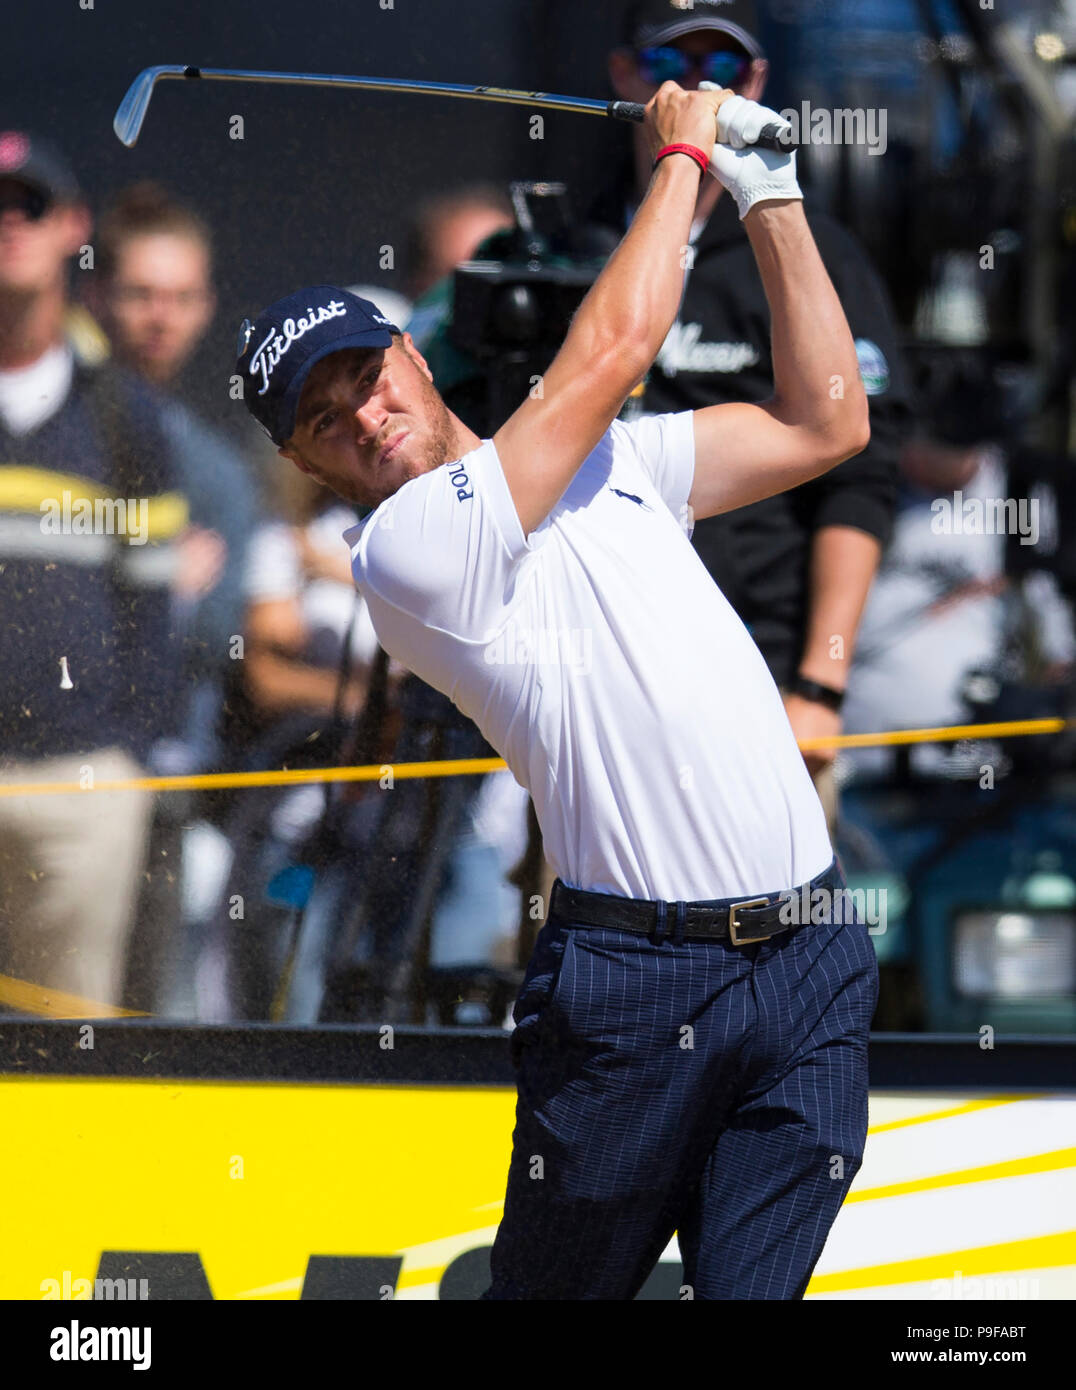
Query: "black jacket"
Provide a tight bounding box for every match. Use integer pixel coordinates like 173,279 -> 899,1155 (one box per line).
588,169 -> 911,687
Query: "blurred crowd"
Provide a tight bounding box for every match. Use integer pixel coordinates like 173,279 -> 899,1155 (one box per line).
1,0 -> 1073,1028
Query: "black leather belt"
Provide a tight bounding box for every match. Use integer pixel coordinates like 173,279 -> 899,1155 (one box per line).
549,857 -> 839,946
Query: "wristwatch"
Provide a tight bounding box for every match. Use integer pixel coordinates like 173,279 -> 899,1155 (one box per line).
789,673 -> 845,713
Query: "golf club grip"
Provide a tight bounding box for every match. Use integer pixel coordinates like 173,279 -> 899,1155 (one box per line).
607,100 -> 797,152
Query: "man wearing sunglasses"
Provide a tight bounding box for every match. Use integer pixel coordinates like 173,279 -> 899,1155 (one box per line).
602,0 -> 910,840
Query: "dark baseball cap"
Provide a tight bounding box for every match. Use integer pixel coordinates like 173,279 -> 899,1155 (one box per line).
623,0 -> 764,61
236,285 -> 400,446
0,130 -> 81,202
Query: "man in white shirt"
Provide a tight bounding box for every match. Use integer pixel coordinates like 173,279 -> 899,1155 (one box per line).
237,83 -> 877,1299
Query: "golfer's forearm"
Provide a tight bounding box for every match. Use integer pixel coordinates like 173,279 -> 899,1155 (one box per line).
569,155 -> 700,373
745,201 -> 869,452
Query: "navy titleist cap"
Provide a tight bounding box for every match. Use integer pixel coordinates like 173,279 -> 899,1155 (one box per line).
236,286 -> 400,446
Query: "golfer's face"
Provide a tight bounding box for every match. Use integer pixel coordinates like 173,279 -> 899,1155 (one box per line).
284,338 -> 448,507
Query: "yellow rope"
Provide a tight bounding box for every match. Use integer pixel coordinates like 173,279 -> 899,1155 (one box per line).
0,720 -> 1068,799
0,756 -> 508,798
797,715 -> 1068,751
0,713 -> 1069,1017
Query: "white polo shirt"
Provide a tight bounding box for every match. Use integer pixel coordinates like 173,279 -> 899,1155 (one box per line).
345,411 -> 831,902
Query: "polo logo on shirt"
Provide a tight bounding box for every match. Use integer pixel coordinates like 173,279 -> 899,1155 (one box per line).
448,461 -> 473,502
611,487 -> 652,511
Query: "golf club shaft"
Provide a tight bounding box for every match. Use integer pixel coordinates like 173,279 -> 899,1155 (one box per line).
113,64 -> 796,151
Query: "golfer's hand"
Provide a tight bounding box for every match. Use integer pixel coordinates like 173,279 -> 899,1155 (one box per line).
699,85 -> 802,220
644,81 -> 734,163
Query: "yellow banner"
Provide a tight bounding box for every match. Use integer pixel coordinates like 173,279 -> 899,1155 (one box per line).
3,1077 -> 1074,1300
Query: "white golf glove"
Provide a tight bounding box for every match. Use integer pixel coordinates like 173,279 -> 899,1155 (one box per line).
699,85 -> 802,221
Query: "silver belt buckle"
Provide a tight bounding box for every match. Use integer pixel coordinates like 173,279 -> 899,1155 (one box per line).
728,897 -> 772,946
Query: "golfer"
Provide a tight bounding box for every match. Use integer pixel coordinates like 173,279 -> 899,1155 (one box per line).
237,82 -> 878,1300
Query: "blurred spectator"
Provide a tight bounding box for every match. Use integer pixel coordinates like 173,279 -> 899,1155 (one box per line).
403,184 -> 514,352
405,184 -> 515,300
841,351 -> 1075,780
86,182 -> 260,770
0,132 -> 191,1009
241,468 -> 386,734
193,468 -> 397,1022
426,762 -> 530,1009
79,183 -> 271,1014
92,183 -> 215,387
590,0 -> 911,838
348,186 -> 514,359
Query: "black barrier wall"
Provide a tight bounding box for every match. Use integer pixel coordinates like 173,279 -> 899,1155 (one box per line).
2,1021 -> 1076,1088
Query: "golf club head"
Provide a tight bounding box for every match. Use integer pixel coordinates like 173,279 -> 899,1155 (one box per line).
113,65 -> 192,146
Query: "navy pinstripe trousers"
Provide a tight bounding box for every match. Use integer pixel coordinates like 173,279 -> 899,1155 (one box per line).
482,856 -> 878,1300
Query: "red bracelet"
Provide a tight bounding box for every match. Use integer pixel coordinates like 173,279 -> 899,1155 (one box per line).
653,143 -> 709,176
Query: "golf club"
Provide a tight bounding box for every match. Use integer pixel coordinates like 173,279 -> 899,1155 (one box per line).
113,64 -> 797,151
